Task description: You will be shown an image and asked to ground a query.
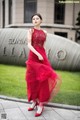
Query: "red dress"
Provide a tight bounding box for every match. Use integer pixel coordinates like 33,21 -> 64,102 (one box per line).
25,28 -> 61,103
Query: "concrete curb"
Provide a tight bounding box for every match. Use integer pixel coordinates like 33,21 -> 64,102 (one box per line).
0,95 -> 80,111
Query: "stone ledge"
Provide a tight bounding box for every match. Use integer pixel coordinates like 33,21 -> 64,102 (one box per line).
0,95 -> 80,111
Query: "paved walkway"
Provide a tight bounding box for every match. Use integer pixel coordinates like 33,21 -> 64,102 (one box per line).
0,96 -> 80,120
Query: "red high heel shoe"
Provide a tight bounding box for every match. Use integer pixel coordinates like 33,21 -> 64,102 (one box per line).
35,106 -> 44,117
28,101 -> 38,111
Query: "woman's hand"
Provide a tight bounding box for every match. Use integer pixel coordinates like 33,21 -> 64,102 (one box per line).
38,54 -> 44,60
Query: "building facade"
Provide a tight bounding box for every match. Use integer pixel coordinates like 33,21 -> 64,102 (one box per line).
0,0 -> 80,42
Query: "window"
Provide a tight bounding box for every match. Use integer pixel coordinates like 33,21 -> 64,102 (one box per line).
55,32 -> 67,38
2,0 -> 5,28
54,0 -> 65,24
9,0 -> 12,24
24,0 -> 37,23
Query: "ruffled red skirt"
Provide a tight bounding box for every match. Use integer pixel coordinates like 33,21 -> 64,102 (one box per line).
25,48 -> 61,103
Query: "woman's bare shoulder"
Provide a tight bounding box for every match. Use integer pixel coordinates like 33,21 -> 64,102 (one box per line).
28,28 -> 34,34
28,28 -> 34,32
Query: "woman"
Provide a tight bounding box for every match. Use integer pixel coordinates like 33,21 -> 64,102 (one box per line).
25,13 -> 61,117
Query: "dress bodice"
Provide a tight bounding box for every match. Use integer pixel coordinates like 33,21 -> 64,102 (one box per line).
32,28 -> 46,48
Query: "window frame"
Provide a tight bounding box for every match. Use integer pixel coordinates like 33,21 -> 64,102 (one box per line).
54,0 -> 65,24
2,0 -> 5,28
24,0 -> 37,23
8,0 -> 12,24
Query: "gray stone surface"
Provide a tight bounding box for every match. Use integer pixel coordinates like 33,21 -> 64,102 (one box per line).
53,107 -> 77,120
0,28 -> 80,71
0,98 -> 80,120
5,108 -> 27,120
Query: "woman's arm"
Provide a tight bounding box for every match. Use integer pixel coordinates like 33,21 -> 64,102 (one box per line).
27,29 -> 43,60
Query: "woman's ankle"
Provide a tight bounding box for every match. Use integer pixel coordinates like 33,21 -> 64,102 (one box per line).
29,101 -> 36,108
39,102 -> 43,107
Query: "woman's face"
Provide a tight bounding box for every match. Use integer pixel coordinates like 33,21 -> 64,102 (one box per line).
32,15 -> 42,27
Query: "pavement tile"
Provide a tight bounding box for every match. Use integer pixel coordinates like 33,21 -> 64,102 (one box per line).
0,103 -> 3,110
0,109 -> 6,120
17,102 -> 29,108
1,100 -> 18,109
44,106 -> 53,111
0,98 -> 80,120
72,110 -> 80,115
71,110 -> 80,120
19,106 -> 45,120
5,107 -> 27,120
0,109 -> 4,113
43,108 -> 64,120
53,107 -> 78,120
0,99 -> 5,103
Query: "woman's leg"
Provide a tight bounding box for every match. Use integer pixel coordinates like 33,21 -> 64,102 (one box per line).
35,102 -> 44,117
28,100 -> 38,111
35,80 -> 50,117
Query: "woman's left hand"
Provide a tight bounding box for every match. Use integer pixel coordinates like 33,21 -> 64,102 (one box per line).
38,54 -> 44,61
